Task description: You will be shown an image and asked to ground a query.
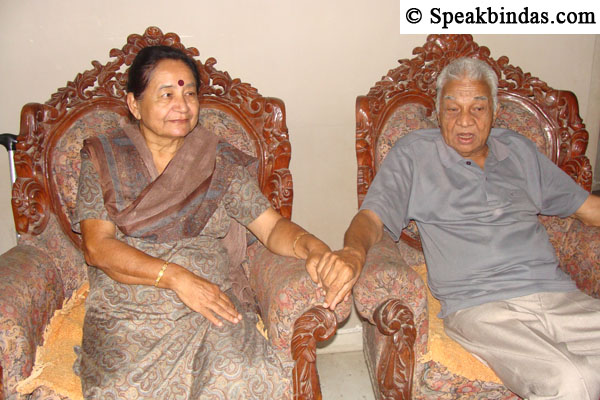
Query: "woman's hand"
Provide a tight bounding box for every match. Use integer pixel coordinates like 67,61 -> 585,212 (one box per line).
168,266 -> 242,327
248,207 -> 359,309
82,219 -> 241,327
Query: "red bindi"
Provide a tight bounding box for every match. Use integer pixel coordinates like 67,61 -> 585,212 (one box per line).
178,79 -> 184,86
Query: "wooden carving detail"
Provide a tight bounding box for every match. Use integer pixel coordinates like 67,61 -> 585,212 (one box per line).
198,58 -> 293,218
291,306 -> 338,400
373,299 -> 416,400
13,103 -> 56,235
11,177 -> 49,236
356,34 -> 592,210
12,26 -> 293,239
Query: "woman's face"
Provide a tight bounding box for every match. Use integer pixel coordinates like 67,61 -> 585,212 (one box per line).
127,59 -> 200,143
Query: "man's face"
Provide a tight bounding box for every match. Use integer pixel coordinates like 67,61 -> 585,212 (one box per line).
438,77 -> 497,164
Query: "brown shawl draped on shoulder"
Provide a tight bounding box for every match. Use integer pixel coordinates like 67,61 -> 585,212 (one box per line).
80,120 -> 259,299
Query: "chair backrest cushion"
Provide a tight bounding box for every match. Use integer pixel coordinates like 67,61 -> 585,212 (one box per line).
52,110 -> 124,225
375,97 -> 552,170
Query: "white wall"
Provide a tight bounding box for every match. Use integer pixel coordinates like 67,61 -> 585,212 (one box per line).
1,0 -> 599,352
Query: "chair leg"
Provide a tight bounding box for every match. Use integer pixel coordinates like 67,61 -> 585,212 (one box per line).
373,299 -> 416,400
291,306 -> 338,400
0,365 -> 4,400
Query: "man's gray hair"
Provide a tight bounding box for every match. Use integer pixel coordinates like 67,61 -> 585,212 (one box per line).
436,57 -> 499,111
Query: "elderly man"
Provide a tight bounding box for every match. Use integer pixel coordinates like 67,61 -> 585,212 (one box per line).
317,57 -> 600,399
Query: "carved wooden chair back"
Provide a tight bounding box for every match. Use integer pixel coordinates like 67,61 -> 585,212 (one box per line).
356,34 -> 591,249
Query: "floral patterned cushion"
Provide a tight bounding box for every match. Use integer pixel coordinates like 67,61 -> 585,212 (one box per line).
413,265 -> 501,384
52,111 -> 124,225
376,103 -> 437,168
353,235 -> 429,358
198,107 -> 256,157
541,215 -> 600,299
0,244 -> 65,400
248,244 -> 351,356
494,100 -> 550,157
16,284 -> 88,400
19,215 -> 87,301
416,360 -> 518,400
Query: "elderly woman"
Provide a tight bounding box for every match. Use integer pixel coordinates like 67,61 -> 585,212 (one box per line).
73,45 -> 329,399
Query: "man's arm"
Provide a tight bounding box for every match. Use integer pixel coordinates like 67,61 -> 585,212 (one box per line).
314,209 -> 385,310
573,194 -> 600,226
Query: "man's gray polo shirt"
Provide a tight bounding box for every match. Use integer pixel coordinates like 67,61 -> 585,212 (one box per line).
361,128 -> 588,317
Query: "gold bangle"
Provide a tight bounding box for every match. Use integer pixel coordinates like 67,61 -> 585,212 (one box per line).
154,261 -> 169,287
292,232 -> 310,258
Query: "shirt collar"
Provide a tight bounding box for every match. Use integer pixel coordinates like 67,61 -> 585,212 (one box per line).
436,128 -> 510,168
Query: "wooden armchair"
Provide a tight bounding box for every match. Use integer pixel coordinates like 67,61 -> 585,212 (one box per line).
353,34 -> 598,399
0,26 -> 351,400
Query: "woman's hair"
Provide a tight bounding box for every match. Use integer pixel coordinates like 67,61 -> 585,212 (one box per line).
127,45 -> 200,99
436,57 -> 498,111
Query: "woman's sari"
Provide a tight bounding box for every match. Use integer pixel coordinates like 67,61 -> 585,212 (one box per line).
73,120 -> 292,399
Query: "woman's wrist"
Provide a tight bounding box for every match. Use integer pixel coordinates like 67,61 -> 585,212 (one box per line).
300,234 -> 330,259
157,262 -> 186,289
292,232 -> 311,258
154,261 -> 169,287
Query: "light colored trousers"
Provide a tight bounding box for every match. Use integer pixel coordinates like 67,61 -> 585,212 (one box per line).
444,290 -> 600,400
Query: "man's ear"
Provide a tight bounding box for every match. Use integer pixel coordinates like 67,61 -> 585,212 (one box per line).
126,92 -> 141,120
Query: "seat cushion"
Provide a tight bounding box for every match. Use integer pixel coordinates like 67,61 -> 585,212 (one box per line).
414,264 -> 501,384
16,283 -> 88,400
16,281 -> 270,400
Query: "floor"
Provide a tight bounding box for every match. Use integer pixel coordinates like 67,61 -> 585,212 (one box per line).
317,350 -> 375,399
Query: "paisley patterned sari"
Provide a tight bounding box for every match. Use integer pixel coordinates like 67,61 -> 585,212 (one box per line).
73,121 -> 292,399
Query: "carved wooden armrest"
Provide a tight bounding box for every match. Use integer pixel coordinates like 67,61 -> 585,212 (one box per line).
0,245 -> 65,399
1,365 -> 4,400
353,235 -> 426,400
247,244 -> 351,347
247,244 -> 351,400
353,235 -> 427,324
371,299 -> 416,400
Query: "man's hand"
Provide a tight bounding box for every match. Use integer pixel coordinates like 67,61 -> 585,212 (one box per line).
312,247 -> 364,310
304,241 -> 331,286
309,209 -> 384,310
